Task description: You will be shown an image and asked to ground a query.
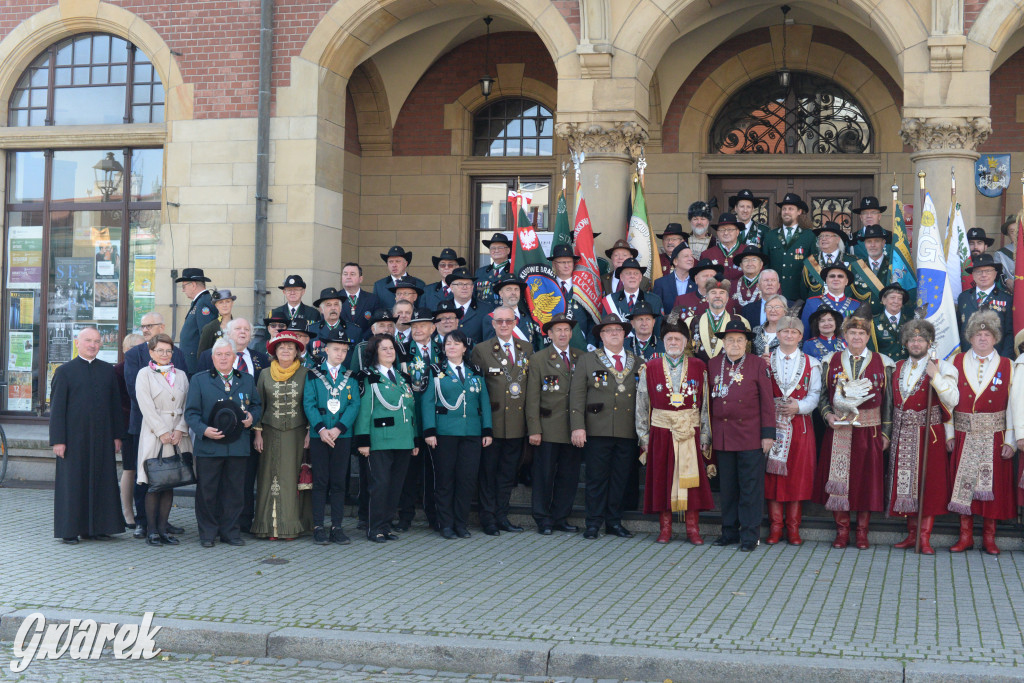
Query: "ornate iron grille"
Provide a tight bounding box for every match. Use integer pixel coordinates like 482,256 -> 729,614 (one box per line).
811,196 -> 853,235
710,73 -> 872,154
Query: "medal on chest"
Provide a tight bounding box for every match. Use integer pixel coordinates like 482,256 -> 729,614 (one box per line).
327,398 -> 341,414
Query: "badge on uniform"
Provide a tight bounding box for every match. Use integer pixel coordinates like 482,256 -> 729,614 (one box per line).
202,307 -> 211,315
327,398 -> 341,414
795,247 -> 804,260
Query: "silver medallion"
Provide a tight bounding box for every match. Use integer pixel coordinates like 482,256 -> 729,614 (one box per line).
327,398 -> 341,414
501,358 -> 509,366
617,383 -> 626,393
509,381 -> 522,398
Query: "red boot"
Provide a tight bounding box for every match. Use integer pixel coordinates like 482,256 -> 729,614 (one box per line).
766,500 -> 784,545
982,517 -> 1000,556
832,512 -> 850,548
785,501 -> 803,545
918,516 -> 935,555
855,512 -> 871,549
685,511 -> 703,545
656,511 -> 672,544
893,517 -> 917,549
949,515 -> 974,552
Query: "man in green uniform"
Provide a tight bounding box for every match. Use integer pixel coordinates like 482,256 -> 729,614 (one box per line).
870,284 -> 911,361
763,193 -> 816,302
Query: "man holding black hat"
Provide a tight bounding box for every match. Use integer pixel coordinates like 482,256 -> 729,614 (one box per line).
476,232 -> 514,305
707,320 -> 776,551
340,263 -> 379,341
870,283 -> 911,361
177,268 -> 216,374
962,227 -> 995,290
656,222 -> 689,272
374,246 -> 424,310
446,267 -> 493,343
849,196 -> 889,261
199,289 -> 237,355
730,189 -> 769,249
272,274 -> 321,325
423,248 -> 467,310
956,253 -> 1014,356
686,200 -> 716,259
764,193 -> 817,302
185,337 -> 263,547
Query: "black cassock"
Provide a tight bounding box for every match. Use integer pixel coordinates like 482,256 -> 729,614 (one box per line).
49,356 -> 125,538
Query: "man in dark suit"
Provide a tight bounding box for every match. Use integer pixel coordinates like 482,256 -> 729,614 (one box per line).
475,233 -> 513,305
372,246 -> 425,310
270,274 -> 321,326
956,253 -> 1014,356
176,267 -> 216,374
652,244 -> 696,315
547,243 -> 594,349
307,287 -> 348,366
656,222 -> 688,273
340,262 -> 379,341
739,269 -> 783,329
763,193 -> 817,302
597,259 -> 662,344
446,267 -> 493,343
626,301 -> 663,361
422,248 -> 466,310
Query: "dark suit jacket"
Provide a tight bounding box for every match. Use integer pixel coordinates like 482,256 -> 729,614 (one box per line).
338,289 -> 379,341
271,302 -> 321,326
956,286 -> 1014,357
740,299 -> 767,330
652,273 -> 694,314
195,347 -> 270,381
420,281 -> 451,311
124,340 -> 188,435
372,275 -> 426,310
456,299 -> 494,343
179,290 -> 217,373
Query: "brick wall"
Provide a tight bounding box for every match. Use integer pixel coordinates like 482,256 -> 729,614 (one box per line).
980,46 -> 1024,151
552,0 -> 580,39
964,1 -> 988,33
391,31 -> 557,156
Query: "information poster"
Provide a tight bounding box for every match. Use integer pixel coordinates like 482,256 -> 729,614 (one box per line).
7,225 -> 43,288
8,291 -> 34,330
8,371 -> 32,411
94,281 -> 119,320
94,240 -> 120,281
133,295 -> 156,328
46,320 -> 73,363
97,324 -> 119,362
50,257 -> 94,321
45,362 -> 61,403
133,254 -> 155,295
8,331 -> 32,371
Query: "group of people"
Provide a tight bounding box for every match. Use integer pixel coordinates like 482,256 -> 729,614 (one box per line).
48,187 -> 1024,555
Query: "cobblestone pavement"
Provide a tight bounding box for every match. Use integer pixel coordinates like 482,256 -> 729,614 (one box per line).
3,488 -> 1024,668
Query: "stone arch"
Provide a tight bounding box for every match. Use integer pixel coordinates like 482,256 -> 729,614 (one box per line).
0,0 -> 191,122
348,60 -> 392,156
968,0 -> 1024,65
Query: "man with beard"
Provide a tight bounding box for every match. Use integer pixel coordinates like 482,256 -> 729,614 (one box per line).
686,276 -> 745,364
685,200 -> 716,260
764,193 -> 816,302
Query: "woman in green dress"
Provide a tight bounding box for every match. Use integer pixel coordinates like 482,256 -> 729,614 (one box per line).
251,332 -> 311,539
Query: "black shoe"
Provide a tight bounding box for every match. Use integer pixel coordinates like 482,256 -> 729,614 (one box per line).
394,521 -> 412,532
331,528 -> 351,545
133,527 -> 147,539
497,520 -> 524,532
538,526 -> 553,535
606,524 -> 633,538
159,534 -> 180,546
239,525 -> 252,534
712,536 -> 739,547
357,520 -> 368,531
225,538 -> 246,547
427,518 -> 440,532
166,523 -> 185,535
384,531 -> 399,541
739,540 -> 758,552
125,523 -> 137,530
483,525 -> 500,536
583,527 -> 600,539
553,523 -> 579,533
455,527 -> 471,539
85,534 -> 112,540
147,533 -> 162,546
313,527 -> 329,545
440,527 -> 457,539
201,540 -> 215,548
62,537 -> 79,545
369,533 -> 387,543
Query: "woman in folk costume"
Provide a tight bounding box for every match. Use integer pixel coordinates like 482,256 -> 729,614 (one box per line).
887,320 -> 957,555
947,310 -> 1015,555
635,317 -> 712,545
764,313 -> 821,546
815,307 -> 893,549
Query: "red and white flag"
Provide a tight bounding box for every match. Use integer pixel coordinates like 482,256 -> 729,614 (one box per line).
572,183 -> 603,322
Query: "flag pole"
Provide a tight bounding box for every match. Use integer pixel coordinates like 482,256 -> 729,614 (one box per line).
915,350 -> 935,554
918,170 -> 927,228
891,174 -> 899,234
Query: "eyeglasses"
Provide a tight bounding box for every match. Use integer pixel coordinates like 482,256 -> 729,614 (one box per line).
765,306 -> 786,312
493,319 -> 516,325
268,324 -> 287,330
151,348 -> 173,354
140,323 -> 160,330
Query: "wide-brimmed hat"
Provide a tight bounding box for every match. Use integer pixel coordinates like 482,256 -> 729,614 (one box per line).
431,248 -> 467,269
856,224 -> 892,244
433,300 -> 464,320
386,277 -> 424,296
368,309 -> 399,325
714,319 -> 755,340
313,287 -> 346,308
444,267 -> 477,285
175,267 -> 211,283
820,262 -> 853,282
728,189 -> 764,209
592,314 -> 632,336
733,249 -> 768,268
541,312 -> 577,334
714,212 -> 743,229
660,317 -> 691,338
211,289 -> 236,302
380,246 -> 413,264
263,315 -> 289,328
809,306 -> 844,331
614,257 -> 647,278
547,243 -> 580,262
266,331 -> 307,356
320,327 -> 356,346
657,222 -> 688,239
879,283 -> 910,306
813,222 -> 849,243
481,232 -> 513,248
966,227 -> 994,247
626,301 -> 657,320
207,398 -> 247,444
776,192 -> 809,213
852,196 -> 887,214
604,238 -> 638,259
409,307 -> 436,325
690,258 -> 724,279
278,274 -> 307,290
965,252 -> 1003,275
493,271 -> 527,294
285,318 -> 313,336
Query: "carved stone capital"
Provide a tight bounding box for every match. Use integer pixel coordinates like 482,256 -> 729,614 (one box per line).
554,121 -> 649,159
899,116 -> 991,152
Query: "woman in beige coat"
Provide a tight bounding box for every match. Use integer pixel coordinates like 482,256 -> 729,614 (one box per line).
136,333 -> 192,546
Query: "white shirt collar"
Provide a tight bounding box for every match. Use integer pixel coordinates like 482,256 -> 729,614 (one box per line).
378,364 -> 395,376
972,349 -> 997,362
553,344 -> 570,355
604,348 -> 624,364
192,289 -> 206,302
977,285 -> 995,297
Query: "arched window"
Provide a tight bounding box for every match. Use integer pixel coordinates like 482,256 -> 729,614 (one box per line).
473,98 -> 553,156
710,73 -> 872,154
9,33 -> 164,126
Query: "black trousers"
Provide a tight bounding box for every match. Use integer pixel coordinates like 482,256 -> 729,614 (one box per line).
195,456 -> 247,542
478,437 -> 522,527
309,436 -> 351,528
716,449 -> 766,544
583,436 -> 635,529
239,434 -> 260,531
356,454 -> 369,523
531,441 -> 582,526
398,441 -> 437,527
432,435 -> 481,532
366,449 -> 411,536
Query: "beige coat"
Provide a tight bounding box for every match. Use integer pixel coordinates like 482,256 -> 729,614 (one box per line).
135,367 -> 193,484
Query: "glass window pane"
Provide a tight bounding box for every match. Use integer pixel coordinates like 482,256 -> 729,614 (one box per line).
4,211 -> 44,412
151,105 -> 164,124
110,64 -> 127,82
132,105 -> 148,123
128,209 -> 159,332
73,35 -> 92,63
539,138 -> 553,155
134,63 -> 153,82
130,149 -> 163,201
9,152 -> 45,203
32,87 -> 47,107
506,119 -> 521,137
30,68 -> 47,87
51,150 -> 123,202
152,83 -> 164,104
489,140 -> 503,156
92,35 -> 109,63
92,66 -> 108,84
29,110 -> 46,126
54,86 -> 126,125
472,98 -> 553,157
73,66 -> 90,84
11,110 -> 27,126
12,88 -> 29,109
111,38 -> 128,63
521,118 -> 537,137
56,42 -> 72,65
55,67 -> 71,86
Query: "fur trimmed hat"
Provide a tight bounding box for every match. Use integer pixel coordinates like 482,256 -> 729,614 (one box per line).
840,306 -> 873,335
899,319 -> 935,346
965,309 -> 1002,345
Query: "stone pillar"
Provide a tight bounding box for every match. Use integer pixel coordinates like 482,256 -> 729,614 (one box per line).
899,116 -> 991,242
555,121 -> 648,256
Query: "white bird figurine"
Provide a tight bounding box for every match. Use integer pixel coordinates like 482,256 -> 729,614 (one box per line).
832,376 -> 874,426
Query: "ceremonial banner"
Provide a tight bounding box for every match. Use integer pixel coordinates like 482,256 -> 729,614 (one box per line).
550,189 -> 573,252
627,178 -> 662,280
1013,216 -> 1024,355
975,154 -> 1011,198
512,202 -> 565,327
890,199 -> 917,297
945,202 -> 969,298
572,187 -> 602,322
915,192 -> 959,360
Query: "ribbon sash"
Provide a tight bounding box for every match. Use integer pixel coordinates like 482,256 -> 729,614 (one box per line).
767,403 -> 793,476
825,406 -> 881,511
949,411 -> 1003,514
650,408 -> 701,512
888,405 -> 942,514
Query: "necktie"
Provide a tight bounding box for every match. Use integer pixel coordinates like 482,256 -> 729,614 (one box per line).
388,369 -> 396,383
456,366 -> 464,383
328,365 -> 338,381
785,228 -> 793,242
504,342 -> 514,364
614,354 -> 623,371
562,282 -> 571,301
977,291 -> 987,307
421,345 -> 429,359
350,295 -> 357,309
561,350 -> 571,370
616,280 -> 624,293
628,294 -> 635,311
443,285 -> 450,297
290,307 -> 296,318
889,315 -> 898,325
236,352 -> 247,374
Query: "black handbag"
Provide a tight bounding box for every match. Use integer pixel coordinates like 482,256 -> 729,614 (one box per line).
144,444 -> 196,493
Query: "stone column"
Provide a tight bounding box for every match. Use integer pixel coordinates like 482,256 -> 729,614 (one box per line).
555,121 -> 648,256
899,116 -> 990,242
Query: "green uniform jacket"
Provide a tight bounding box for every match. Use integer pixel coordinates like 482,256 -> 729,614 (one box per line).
525,345 -> 580,444
198,317 -> 227,355
471,337 -> 532,439
739,220 -> 771,249
800,254 -> 878,304
353,367 -> 418,451
869,312 -> 908,361
569,349 -> 641,438
303,363 -> 360,437
185,369 -> 263,458
420,362 -> 493,438
764,226 -> 817,302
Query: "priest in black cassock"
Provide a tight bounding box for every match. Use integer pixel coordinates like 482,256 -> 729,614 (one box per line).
49,327 -> 125,543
